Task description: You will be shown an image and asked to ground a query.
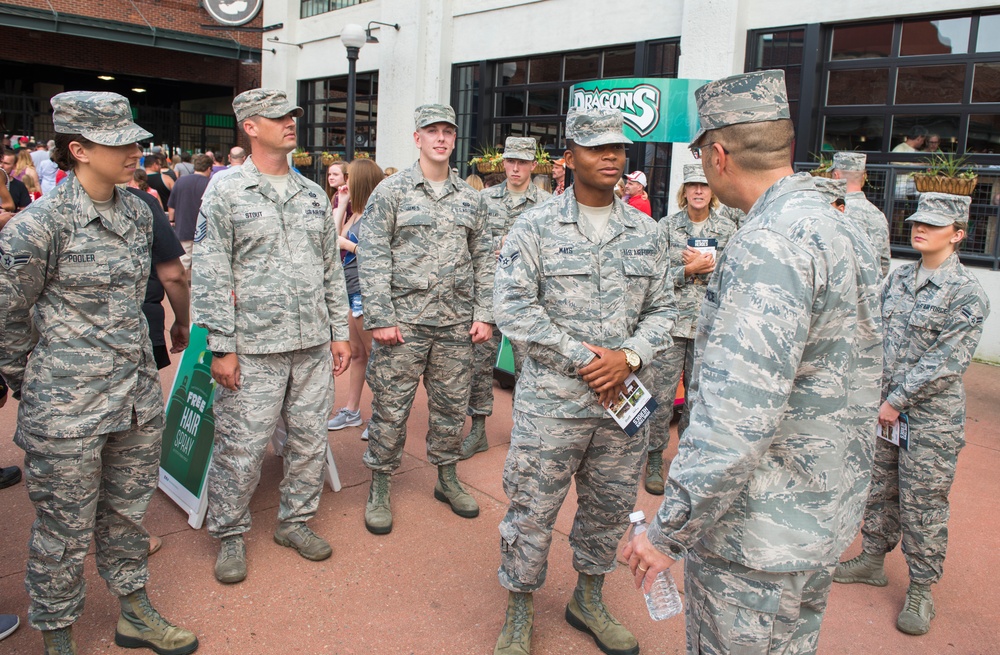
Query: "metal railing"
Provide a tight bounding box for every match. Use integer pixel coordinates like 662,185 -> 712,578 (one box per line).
794,163 -> 1000,271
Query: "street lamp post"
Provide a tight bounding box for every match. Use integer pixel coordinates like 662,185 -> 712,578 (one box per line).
340,23 -> 367,162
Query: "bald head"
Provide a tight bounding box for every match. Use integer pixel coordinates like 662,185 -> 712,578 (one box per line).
229,147 -> 246,165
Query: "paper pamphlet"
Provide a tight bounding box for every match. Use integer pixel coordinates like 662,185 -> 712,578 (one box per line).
688,237 -> 717,258
606,373 -> 659,437
876,413 -> 910,450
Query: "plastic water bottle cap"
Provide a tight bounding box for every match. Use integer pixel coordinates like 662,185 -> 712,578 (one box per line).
629,511 -> 645,523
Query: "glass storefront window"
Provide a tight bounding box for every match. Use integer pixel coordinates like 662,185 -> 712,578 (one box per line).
967,114 -> 1000,153
822,115 -> 885,152
564,53 -> 600,81
603,48 -> 636,78
900,17 -> 970,56
890,115 -> 961,151
528,55 -> 561,84
496,91 -> 526,118
976,14 -> 1000,52
972,63 -> 1000,103
527,89 -> 561,116
895,65 -> 966,104
830,23 -> 893,60
827,69 -> 888,105
497,60 -> 527,85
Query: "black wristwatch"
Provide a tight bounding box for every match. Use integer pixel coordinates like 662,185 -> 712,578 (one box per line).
210,351 -> 230,358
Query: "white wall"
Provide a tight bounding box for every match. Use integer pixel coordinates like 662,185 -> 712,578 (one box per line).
261,0 -> 1000,359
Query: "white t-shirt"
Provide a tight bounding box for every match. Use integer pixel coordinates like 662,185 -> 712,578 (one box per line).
577,202 -> 614,242
261,172 -> 289,198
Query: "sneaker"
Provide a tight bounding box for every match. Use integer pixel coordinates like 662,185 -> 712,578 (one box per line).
361,427 -> 369,441
327,408 -> 363,431
0,465 -> 21,490
0,614 -> 19,641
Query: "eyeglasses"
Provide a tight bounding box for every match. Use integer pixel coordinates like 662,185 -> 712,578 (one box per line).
689,142 -> 729,160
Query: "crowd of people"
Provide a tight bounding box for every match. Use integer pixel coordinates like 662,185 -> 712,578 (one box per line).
0,67 -> 991,655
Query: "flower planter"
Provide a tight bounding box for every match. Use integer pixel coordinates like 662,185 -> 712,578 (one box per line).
534,162 -> 553,175
913,174 -> 977,196
292,154 -> 313,167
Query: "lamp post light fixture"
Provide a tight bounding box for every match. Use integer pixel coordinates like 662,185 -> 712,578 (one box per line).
340,23 -> 367,162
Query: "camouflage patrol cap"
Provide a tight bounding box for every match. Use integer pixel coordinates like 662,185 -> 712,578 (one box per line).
833,151 -> 866,172
414,104 -> 458,129
51,91 -> 152,146
691,70 -> 790,146
682,164 -> 707,185
814,177 -> 847,205
565,107 -> 633,147
503,137 -> 537,160
233,88 -> 303,123
906,192 -> 971,227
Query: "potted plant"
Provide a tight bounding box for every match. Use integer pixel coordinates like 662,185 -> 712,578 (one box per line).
292,148 -> 313,167
913,153 -> 978,196
320,151 -> 341,166
469,145 -> 503,173
534,145 -> 553,175
808,153 -> 834,178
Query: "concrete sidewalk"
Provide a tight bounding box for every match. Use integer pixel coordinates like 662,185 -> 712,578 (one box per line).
1,359 -> 997,654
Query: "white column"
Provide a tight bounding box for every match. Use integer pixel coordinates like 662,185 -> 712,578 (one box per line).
667,0 -> 747,215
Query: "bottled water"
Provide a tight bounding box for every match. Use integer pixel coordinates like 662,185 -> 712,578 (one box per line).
628,510 -> 683,621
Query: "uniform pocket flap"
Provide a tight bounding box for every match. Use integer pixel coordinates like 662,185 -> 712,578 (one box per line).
49,350 -> 114,377
29,529 -> 67,563
621,256 -> 657,277
541,254 -> 591,276
698,559 -> 784,614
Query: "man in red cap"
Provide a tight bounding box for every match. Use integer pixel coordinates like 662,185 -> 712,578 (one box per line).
624,171 -> 652,216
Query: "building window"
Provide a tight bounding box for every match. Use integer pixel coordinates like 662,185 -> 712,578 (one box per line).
450,39 -> 679,215
816,11 -> 1000,161
297,72 -> 378,162
300,0 -> 372,20
748,28 -> 805,134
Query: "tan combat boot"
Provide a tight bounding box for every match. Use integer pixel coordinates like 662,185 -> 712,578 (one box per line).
214,535 -> 247,584
644,450 -> 665,495
461,416 -> 489,460
365,471 -> 393,534
42,627 -> 76,655
494,591 -> 533,655
565,573 -> 639,655
115,588 -> 199,654
833,551 -> 888,586
897,583 -> 935,635
434,463 -> 480,518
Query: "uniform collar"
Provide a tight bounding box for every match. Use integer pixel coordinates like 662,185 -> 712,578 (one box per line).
488,181 -> 543,204
746,172 -> 817,222
910,251 -> 962,292
405,160 -> 461,195
240,155 -> 306,202
67,174 -> 135,238
556,186 -> 639,243
676,207 -> 724,233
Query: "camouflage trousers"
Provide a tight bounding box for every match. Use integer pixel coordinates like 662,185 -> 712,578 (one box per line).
684,545 -> 835,655
646,335 -> 694,453
16,414 -> 163,630
497,411 -> 646,593
859,422 -> 965,584
363,322 -> 473,472
206,344 -> 333,539
468,333 -> 522,416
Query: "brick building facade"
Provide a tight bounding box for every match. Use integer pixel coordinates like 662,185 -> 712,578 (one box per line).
0,0 -> 264,154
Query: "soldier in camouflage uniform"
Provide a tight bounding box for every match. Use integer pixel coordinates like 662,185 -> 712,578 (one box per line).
358,104 -> 494,535
643,163 -> 735,495
492,107 -> 676,655
462,136 -> 550,460
625,70 -> 883,655
0,92 -> 198,655
813,176 -> 847,210
834,192 -> 989,636
192,88 -> 352,584
832,151 -> 892,277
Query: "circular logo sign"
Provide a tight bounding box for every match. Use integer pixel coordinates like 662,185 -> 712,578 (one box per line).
203,0 -> 263,26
